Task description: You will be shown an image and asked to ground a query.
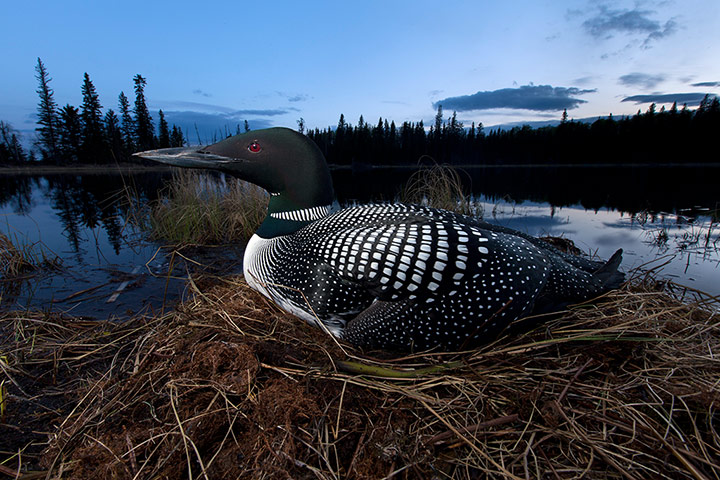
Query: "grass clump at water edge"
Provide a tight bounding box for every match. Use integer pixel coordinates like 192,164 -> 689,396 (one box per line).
0,232 -> 60,280
145,169 -> 268,245
399,160 -> 483,217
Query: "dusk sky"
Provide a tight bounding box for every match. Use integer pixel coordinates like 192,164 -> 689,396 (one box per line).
2,0 -> 719,144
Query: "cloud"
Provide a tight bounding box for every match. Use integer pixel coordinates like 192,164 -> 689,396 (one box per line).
234,108 -> 298,116
287,94 -> 309,103
163,111 -> 276,143
618,73 -> 666,89
153,100 -> 236,114
154,102 -> 299,143
691,81 -> 720,87
581,6 -> 677,46
192,89 -> 212,98
573,76 -> 598,86
621,93 -> 710,105
153,100 -> 298,117
433,85 -> 596,112
275,91 -> 310,103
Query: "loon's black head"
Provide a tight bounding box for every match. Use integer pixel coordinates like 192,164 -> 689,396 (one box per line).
135,127 -> 335,210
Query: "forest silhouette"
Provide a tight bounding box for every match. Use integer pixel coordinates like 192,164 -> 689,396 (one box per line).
1,58 -> 719,167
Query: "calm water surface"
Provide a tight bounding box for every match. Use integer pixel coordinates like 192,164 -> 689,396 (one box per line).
1,165 -> 718,319
1,173 -> 190,318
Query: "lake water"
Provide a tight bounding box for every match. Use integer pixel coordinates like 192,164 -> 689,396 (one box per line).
1,165 -> 718,320
1,172 -> 191,318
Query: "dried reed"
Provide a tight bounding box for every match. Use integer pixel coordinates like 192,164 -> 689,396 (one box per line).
0,232 -> 60,282
399,161 -> 482,217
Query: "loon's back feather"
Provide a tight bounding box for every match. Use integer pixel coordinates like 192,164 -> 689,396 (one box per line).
243,203 -> 624,351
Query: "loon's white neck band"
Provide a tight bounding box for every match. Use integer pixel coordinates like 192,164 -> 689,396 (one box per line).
269,204 -> 332,222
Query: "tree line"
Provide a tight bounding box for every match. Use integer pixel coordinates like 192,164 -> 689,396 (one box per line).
2,58 -> 719,166
0,58 -> 187,165
308,98 -> 720,167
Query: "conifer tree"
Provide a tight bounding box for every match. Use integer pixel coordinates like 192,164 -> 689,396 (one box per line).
448,111 -> 463,137
34,58 -> 60,162
104,109 -> 123,160
58,105 -> 81,163
244,120 -> 250,132
118,92 -> 134,153
434,104 -> 444,135
80,72 -> 106,161
170,125 -> 186,147
0,121 -> 27,164
157,110 -> 170,148
132,74 -> 154,150
697,94 -> 712,114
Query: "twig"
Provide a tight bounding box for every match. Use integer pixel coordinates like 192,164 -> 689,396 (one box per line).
428,414 -> 520,445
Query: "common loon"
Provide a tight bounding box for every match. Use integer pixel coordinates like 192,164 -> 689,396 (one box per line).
136,127 -> 623,351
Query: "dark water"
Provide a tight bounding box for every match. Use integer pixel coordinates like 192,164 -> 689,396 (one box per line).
0,172 -> 190,318
1,165 -> 718,320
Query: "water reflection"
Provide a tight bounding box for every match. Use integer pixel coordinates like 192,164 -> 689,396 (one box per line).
332,165 -> 720,216
1,171 -> 184,318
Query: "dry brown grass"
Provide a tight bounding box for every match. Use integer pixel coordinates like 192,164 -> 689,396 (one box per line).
1,233 -> 61,300
1,233 -> 51,279
1,276 -> 718,479
399,161 -> 482,217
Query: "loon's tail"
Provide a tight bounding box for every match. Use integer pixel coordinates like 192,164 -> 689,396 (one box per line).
593,249 -> 625,290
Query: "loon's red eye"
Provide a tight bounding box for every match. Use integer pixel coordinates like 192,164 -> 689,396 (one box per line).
248,142 -> 261,153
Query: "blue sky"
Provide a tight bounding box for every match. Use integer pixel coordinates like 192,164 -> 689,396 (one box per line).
2,0 -> 719,145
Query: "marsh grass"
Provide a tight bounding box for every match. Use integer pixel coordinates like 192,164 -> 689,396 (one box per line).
399,160 -> 482,217
146,170 -> 268,245
2,275 -> 718,479
0,232 -> 60,280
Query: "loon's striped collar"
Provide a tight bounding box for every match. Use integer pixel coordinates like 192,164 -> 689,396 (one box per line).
270,204 -> 332,222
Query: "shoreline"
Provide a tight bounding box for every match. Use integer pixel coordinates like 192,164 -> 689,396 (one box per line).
2,161 -> 720,175
0,163 -> 174,175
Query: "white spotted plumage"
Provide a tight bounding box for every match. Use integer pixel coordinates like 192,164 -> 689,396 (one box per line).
243,202 -> 618,351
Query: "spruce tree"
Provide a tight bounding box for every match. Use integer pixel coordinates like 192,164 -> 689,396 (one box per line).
170,125 -> 186,147
58,105 -> 82,163
132,74 -> 154,151
104,109 -> 123,160
0,121 -> 27,164
35,58 -> 60,162
80,72 -> 106,162
448,111 -> 463,137
157,110 -> 170,148
434,104 -> 444,135
118,92 -> 134,154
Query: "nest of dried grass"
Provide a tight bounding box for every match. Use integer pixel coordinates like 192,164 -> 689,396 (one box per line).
1,276 -> 718,479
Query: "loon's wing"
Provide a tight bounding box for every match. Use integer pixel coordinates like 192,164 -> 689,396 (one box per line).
312,209 -> 551,303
